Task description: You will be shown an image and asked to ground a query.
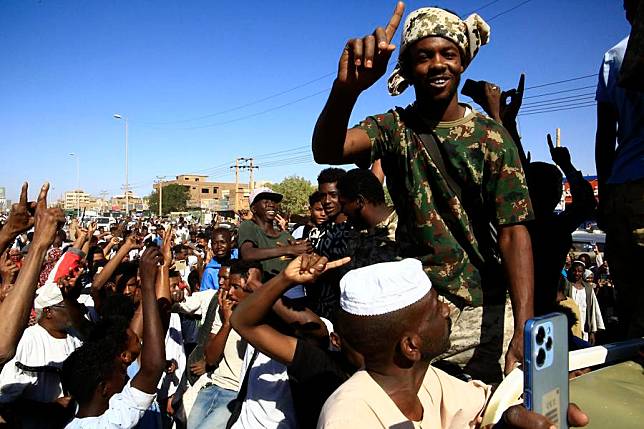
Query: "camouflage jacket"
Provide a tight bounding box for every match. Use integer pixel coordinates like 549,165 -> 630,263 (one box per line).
355,105 -> 534,306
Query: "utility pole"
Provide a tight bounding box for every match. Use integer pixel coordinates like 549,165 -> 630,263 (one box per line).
556,127 -> 561,147
245,158 -> 259,191
230,158 -> 241,211
156,176 -> 166,217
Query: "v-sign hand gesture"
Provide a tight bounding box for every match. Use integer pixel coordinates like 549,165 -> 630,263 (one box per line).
337,2 -> 405,93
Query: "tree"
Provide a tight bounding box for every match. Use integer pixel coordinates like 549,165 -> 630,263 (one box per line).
270,176 -> 316,218
148,184 -> 190,215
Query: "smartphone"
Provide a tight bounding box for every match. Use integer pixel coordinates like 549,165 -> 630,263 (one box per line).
524,313 -> 569,429
461,78 -> 484,99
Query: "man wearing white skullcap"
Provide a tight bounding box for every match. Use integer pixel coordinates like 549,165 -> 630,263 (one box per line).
0,282 -> 82,427
312,1 -> 535,381
318,259 -> 588,429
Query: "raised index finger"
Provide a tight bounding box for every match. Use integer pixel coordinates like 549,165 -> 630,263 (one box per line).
36,182 -> 50,209
547,134 -> 554,151
385,1 -> 405,43
516,73 -> 525,96
19,182 -> 28,205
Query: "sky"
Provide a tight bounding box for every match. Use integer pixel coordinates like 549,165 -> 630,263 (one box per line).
0,0 -> 631,203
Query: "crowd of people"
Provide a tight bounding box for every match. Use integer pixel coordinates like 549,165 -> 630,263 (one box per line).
1,1 -> 642,428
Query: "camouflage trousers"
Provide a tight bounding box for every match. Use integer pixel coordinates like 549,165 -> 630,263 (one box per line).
433,296 -> 514,383
603,179 -> 644,339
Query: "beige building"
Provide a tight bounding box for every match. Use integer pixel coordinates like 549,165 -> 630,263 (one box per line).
64,190 -> 91,210
154,174 -> 254,211
111,191 -> 148,212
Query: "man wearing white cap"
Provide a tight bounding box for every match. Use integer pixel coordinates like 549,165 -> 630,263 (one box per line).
238,187 -> 311,281
0,282 -> 82,427
318,260 -> 588,429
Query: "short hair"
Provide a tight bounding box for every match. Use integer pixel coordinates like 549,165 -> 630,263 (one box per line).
187,269 -> 201,291
308,191 -> 325,206
317,168 -> 346,185
230,259 -> 262,280
62,339 -> 121,404
196,232 -> 208,240
172,244 -> 187,254
336,168 -> 386,205
211,227 -> 232,239
99,294 -> 136,323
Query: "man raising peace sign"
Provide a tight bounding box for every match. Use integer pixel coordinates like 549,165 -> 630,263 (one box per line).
312,3 -> 535,382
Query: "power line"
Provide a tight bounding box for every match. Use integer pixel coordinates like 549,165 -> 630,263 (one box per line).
469,0 -> 503,14
519,101 -> 597,116
486,0 -> 534,21
522,93 -> 595,108
523,85 -> 596,99
137,72 -> 336,126
525,74 -> 596,91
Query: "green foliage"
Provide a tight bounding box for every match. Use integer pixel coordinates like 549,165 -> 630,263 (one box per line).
148,183 -> 190,215
270,176 -> 316,217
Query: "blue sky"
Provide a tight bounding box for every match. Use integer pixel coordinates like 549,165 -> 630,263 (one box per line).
0,0 -> 631,202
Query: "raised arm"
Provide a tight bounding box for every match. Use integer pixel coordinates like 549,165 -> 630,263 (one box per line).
131,247 -> 166,394
231,254 -> 350,365
0,183 -> 65,364
312,2 -> 404,165
0,183 -> 41,255
204,290 -> 234,366
239,239 -> 311,263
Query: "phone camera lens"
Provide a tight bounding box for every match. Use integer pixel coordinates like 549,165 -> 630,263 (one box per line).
536,348 -> 546,367
546,337 -> 553,351
536,326 -> 545,345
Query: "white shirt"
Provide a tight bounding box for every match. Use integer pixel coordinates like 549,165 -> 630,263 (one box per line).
174,289 -> 216,323
571,286 -> 605,341
231,345 -> 297,429
65,381 -> 156,429
158,313 -> 186,398
0,324 -> 82,403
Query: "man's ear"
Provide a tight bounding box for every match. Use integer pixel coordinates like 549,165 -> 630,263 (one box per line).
357,195 -> 366,210
99,380 -> 110,397
399,333 -> 423,363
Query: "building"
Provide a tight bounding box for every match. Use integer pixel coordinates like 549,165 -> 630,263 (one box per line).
0,187 -> 8,211
154,174 -> 255,211
64,190 -> 91,211
111,191 -> 148,212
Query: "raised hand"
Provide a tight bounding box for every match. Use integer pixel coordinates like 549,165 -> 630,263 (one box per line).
0,252 -> 19,285
5,183 -> 48,236
161,225 -> 173,266
468,81 -> 503,122
337,1 -> 405,93
31,186 -> 66,249
218,288 -> 234,325
283,253 -> 351,284
139,246 -> 163,287
275,214 -> 288,232
547,133 -> 572,169
287,239 -> 312,257
501,73 -> 525,125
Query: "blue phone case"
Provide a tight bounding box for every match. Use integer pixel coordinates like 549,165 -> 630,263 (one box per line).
524,312 -> 569,429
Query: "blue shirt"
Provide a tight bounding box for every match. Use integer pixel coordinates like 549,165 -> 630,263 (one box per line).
596,36 -> 644,184
199,248 -> 239,291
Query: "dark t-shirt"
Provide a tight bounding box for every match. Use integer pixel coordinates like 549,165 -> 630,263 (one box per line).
288,339 -> 351,429
238,220 -> 294,280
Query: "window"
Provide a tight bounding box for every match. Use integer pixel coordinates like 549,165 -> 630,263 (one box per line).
213,188 -> 218,194
195,178 -> 200,182
201,188 -> 210,194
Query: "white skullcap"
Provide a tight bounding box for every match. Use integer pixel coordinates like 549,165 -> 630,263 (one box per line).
34,282 -> 64,310
340,259 -> 432,316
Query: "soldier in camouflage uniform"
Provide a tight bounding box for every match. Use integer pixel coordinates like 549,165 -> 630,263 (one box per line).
312,3 -> 534,382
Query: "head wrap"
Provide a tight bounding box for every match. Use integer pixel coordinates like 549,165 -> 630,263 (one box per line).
583,269 -> 594,281
34,282 -> 64,310
339,259 -> 432,316
388,7 -> 490,96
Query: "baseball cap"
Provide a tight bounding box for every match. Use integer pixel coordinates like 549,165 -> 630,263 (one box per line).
248,187 -> 283,206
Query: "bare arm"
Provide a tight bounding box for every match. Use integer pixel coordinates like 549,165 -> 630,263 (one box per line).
131,247 -> 166,394
239,240 -> 310,262
231,254 -> 350,366
312,2 -> 404,165
498,224 -> 534,375
0,183 -> 42,255
595,102 -> 618,205
204,290 -> 234,366
0,184 -> 64,364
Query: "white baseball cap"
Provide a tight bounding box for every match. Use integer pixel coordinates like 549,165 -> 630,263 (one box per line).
248,187 -> 283,206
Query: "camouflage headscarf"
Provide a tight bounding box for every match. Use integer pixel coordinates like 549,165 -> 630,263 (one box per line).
388,7 -> 490,96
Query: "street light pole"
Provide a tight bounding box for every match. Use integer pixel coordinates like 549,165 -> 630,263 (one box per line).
113,114 -> 129,216
69,153 -> 80,217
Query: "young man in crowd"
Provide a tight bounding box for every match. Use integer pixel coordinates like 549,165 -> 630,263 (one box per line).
318,259 -> 589,429
312,3 -> 534,381
62,246 -> 167,428
188,260 -> 251,429
0,282 -> 82,428
231,252 -> 357,428
200,227 -> 237,291
238,187 -> 311,281
291,191 -> 327,242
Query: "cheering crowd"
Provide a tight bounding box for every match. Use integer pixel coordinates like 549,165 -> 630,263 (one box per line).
1,1 -> 642,428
